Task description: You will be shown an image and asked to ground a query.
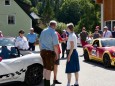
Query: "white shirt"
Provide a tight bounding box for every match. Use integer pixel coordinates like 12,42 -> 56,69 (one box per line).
15,36 -> 29,50
103,30 -> 112,38
67,33 -> 77,50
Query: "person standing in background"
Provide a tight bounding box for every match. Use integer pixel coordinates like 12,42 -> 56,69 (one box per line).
80,27 -> 88,47
92,28 -> 101,39
27,28 -> 37,51
95,26 -> 103,37
15,30 -> 29,50
66,23 -> 80,86
53,31 -> 63,85
39,20 -> 59,86
0,31 -> 3,38
103,26 -> 112,38
61,30 -> 67,58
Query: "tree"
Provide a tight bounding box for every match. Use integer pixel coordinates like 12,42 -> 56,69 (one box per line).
41,0 -> 54,25
57,0 -> 81,25
53,0 -> 63,18
20,0 -> 101,31
75,0 -> 101,33
21,0 -> 32,5
30,7 -> 38,14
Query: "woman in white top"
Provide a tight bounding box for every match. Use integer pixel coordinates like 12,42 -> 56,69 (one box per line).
66,23 -> 80,86
15,30 -> 29,50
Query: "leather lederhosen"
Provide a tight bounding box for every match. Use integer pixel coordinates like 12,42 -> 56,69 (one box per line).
40,49 -> 56,71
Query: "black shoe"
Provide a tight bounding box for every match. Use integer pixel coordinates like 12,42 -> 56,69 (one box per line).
53,80 -> 62,84
74,84 -> 79,86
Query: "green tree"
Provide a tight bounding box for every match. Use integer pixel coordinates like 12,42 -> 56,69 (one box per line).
75,0 -> 101,33
21,0 -> 32,5
30,7 -> 38,14
56,22 -> 67,34
57,0 -> 81,25
42,0 -> 54,25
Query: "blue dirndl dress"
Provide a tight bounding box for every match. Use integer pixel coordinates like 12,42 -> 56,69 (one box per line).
65,49 -> 80,73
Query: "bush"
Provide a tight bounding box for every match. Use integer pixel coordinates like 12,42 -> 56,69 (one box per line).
56,22 -> 67,34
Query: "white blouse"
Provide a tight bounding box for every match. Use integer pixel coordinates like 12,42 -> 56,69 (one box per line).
67,33 -> 77,50
15,36 -> 29,50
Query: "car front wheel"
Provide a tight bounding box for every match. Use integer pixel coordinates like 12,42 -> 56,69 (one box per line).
25,64 -> 43,86
84,50 -> 90,61
103,54 -> 111,67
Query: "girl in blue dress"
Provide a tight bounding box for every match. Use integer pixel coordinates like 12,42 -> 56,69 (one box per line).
66,23 -> 80,86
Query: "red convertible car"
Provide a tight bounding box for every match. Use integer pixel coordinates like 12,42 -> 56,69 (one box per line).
83,38 -> 115,67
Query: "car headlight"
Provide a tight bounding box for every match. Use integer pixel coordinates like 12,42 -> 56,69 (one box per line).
112,52 -> 115,56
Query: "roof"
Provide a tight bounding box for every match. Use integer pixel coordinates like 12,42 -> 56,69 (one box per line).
14,0 -> 42,34
30,12 -> 40,19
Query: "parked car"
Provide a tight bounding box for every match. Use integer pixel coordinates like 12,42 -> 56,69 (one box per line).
83,38 -> 115,67
0,37 -> 43,85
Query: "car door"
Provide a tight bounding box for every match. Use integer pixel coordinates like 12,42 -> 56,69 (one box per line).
0,57 -> 24,82
91,40 -> 100,57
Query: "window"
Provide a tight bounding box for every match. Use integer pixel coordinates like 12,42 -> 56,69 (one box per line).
106,21 -> 111,31
5,0 -> 10,5
112,21 -> 115,31
93,40 -> 99,47
8,15 -> 15,24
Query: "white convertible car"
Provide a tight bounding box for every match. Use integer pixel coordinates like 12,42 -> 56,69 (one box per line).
0,37 -> 43,85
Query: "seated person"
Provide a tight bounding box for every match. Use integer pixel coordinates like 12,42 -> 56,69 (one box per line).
15,30 -> 29,50
1,46 -> 10,59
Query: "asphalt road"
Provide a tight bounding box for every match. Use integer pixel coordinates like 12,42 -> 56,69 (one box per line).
2,47 -> 115,86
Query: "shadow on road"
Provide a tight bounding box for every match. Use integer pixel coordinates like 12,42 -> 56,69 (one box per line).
60,58 -> 67,60
1,80 -> 44,86
83,60 -> 115,71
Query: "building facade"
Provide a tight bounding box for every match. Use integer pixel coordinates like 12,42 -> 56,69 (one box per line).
0,0 -> 32,37
96,0 -> 115,31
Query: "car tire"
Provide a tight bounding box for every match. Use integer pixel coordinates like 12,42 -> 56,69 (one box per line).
103,54 -> 111,67
25,64 -> 43,86
84,50 -> 90,61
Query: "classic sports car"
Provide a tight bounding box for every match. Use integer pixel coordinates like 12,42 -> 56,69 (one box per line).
83,38 -> 115,67
0,37 -> 43,85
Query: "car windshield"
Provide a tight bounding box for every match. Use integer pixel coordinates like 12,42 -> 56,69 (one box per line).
0,38 -> 15,46
101,39 -> 115,47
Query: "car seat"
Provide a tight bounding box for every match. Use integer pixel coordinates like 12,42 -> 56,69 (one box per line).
10,47 -> 19,58
11,47 -> 17,54
1,46 -> 10,59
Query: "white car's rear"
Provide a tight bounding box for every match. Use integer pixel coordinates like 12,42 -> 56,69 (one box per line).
0,37 -> 43,85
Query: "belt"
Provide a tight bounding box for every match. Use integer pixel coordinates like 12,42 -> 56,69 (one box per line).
41,49 -> 54,52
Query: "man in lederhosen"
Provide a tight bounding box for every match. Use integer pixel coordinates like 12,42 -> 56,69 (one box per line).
39,20 -> 59,86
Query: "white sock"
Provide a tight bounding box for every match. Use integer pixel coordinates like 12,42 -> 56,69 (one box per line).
75,81 -> 78,85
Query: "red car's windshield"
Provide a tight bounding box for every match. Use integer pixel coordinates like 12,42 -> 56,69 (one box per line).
101,39 -> 115,47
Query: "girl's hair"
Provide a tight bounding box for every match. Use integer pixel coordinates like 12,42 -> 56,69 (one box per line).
19,29 -> 25,34
67,23 -> 74,32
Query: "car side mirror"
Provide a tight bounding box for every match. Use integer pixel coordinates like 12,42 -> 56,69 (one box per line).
0,57 -> 2,62
93,44 -> 98,47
